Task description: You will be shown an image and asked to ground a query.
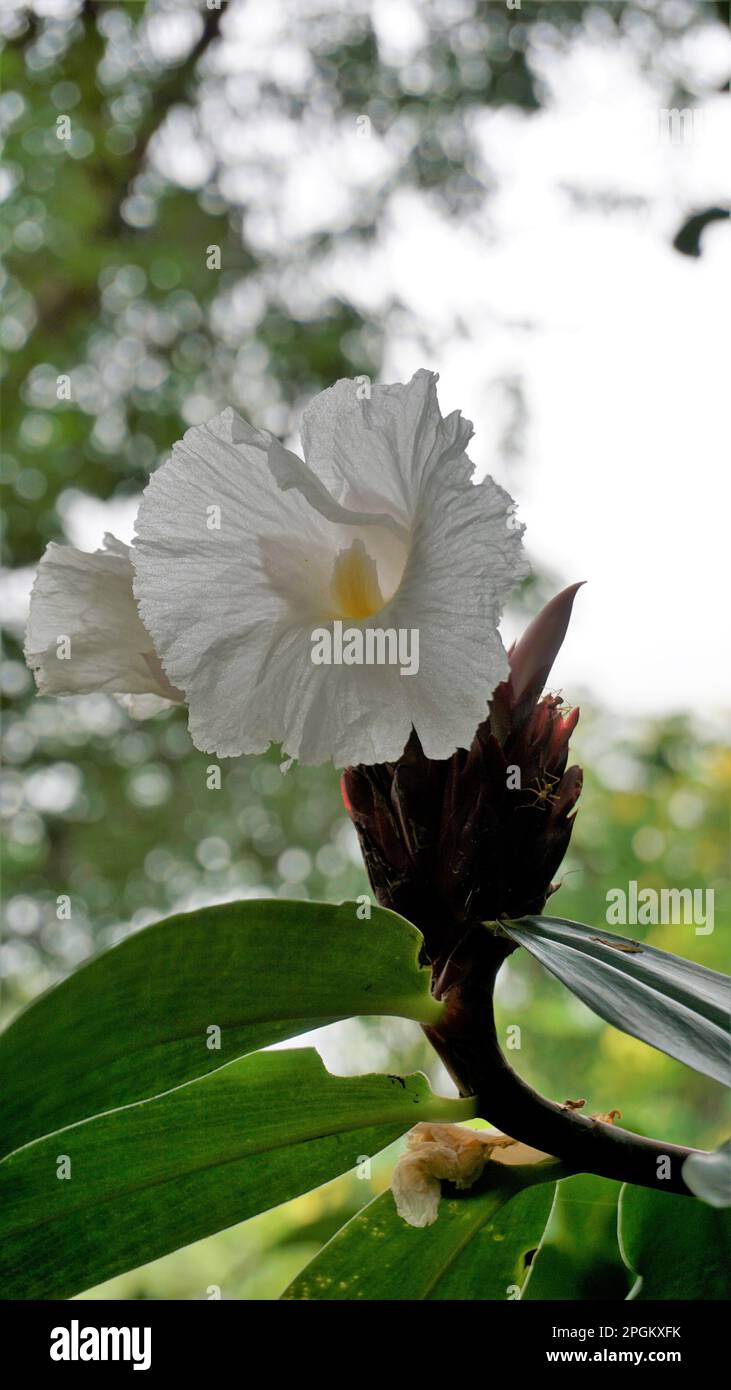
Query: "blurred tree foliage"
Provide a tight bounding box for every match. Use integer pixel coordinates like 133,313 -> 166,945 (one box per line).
1,0 -> 728,1300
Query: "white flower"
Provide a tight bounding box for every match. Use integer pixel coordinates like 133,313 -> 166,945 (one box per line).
24,534 -> 182,713
131,370 -> 526,766
25,373 -> 526,763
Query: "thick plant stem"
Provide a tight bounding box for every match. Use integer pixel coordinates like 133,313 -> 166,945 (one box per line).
423,934 -> 702,1197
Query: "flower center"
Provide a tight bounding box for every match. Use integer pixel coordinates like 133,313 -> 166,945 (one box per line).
330,538 -> 387,620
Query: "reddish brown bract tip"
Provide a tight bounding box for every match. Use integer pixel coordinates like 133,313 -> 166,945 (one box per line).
508,581 -> 585,705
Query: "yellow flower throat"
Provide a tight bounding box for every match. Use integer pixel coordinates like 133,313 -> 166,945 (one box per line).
330,539 -> 386,620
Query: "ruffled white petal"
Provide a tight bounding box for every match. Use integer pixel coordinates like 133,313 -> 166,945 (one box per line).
298,372 -> 526,761
299,372 -> 527,762
380,441 -> 528,760
24,534 -> 181,706
133,410 -> 339,758
132,376 -> 527,766
301,368 -> 472,517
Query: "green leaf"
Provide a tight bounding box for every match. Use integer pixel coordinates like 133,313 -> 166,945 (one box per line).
0,899 -> 440,1155
523,1173 -> 630,1301
0,1048 -> 474,1300
283,1164 -> 558,1300
501,915 -> 731,1087
682,1140 -> 731,1208
618,1183 -> 731,1300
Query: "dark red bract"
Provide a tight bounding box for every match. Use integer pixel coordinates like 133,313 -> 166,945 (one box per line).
342,585 -> 584,968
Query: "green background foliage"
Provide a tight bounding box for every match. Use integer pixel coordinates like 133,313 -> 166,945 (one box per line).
1,0 -> 728,1299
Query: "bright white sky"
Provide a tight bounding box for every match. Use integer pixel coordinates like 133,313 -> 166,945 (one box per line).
4,3 -> 730,721
320,28 -> 731,719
